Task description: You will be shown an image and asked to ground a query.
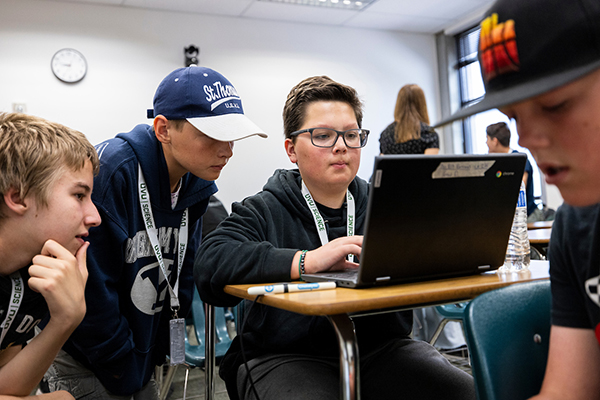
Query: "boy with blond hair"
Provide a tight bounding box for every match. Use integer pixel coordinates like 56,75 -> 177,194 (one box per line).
0,112 -> 101,399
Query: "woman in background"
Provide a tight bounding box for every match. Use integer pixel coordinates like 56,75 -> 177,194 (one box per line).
379,84 -> 439,155
381,85 -> 465,352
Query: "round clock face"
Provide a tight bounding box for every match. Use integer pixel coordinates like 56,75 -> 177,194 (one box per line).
51,48 -> 87,83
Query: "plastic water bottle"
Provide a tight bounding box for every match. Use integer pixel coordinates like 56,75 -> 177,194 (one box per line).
501,181 -> 530,271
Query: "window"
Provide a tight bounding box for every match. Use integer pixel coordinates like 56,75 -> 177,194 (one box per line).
455,27 -> 542,200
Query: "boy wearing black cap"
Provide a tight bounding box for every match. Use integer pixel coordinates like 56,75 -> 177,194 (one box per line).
44,67 -> 266,399
438,1 -> 600,398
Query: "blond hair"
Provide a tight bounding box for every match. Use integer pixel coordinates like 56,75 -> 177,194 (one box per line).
393,84 -> 430,143
0,113 -> 99,219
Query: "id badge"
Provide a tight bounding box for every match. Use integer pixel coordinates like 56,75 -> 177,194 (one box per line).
169,318 -> 186,365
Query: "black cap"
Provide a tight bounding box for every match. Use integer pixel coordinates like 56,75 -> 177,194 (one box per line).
435,0 -> 600,127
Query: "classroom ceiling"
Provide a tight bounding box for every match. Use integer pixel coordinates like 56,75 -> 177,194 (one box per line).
52,0 -> 495,34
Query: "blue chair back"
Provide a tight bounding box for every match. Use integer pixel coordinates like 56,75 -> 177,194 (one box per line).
185,288 -> 233,367
463,280 -> 551,400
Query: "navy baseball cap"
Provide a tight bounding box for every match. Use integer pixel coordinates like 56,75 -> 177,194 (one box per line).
148,66 -> 267,141
435,0 -> 600,127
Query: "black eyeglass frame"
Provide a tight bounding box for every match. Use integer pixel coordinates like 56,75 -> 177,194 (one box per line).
289,127 -> 370,148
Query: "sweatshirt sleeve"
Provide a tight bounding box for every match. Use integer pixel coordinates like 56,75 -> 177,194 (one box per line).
194,194 -> 298,307
66,207 -> 150,393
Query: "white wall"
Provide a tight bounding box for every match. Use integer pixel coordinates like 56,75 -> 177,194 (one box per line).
0,0 -> 440,211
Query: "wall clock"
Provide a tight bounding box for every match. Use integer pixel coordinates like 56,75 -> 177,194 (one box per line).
51,48 -> 87,83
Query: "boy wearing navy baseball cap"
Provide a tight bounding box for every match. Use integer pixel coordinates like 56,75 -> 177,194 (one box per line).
44,66 -> 266,399
438,1 -> 600,398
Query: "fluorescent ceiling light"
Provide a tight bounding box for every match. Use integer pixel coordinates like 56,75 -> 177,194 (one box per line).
256,0 -> 376,11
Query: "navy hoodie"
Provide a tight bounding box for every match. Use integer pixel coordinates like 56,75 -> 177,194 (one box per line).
194,169 -> 412,395
62,124 -> 216,395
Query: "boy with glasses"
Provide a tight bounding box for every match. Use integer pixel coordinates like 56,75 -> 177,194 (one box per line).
0,112 -> 101,399
437,0 -> 600,398
195,76 -> 475,400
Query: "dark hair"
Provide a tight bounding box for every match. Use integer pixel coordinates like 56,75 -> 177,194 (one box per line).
393,84 -> 430,143
486,122 -> 511,147
282,76 -> 363,139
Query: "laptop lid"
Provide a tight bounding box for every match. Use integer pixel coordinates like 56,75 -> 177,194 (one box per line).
303,153 -> 527,288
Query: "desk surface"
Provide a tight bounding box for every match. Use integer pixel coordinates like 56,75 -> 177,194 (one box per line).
224,260 -> 549,316
527,220 -> 553,230
528,228 -> 552,244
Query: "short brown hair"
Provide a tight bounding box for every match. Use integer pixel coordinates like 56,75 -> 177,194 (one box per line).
0,113 -> 99,219
486,122 -> 511,147
283,76 -> 363,139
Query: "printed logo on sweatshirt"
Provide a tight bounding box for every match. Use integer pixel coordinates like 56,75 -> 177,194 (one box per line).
126,228 -> 180,315
125,227 -> 177,264
585,274 -> 600,307
131,260 -> 174,315
95,142 -> 110,160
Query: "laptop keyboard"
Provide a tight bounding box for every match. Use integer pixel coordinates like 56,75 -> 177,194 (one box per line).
319,269 -> 358,281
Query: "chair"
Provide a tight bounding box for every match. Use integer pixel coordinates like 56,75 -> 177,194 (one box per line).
463,280 -> 551,400
428,303 -> 468,347
157,288 -> 234,400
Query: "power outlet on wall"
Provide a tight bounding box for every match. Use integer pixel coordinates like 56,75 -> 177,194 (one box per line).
12,103 -> 27,113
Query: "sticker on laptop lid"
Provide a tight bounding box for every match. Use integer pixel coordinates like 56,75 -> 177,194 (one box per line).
432,161 -> 495,179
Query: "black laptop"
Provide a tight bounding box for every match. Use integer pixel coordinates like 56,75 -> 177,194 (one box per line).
302,153 -> 527,288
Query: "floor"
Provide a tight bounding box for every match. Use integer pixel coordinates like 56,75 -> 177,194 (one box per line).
167,365 -> 230,400
165,347 -> 471,400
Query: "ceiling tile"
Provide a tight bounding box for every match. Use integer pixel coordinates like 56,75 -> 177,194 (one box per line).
41,0 -> 495,33
366,0 -> 493,20
345,11 -> 449,33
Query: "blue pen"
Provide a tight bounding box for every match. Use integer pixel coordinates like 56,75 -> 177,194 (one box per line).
247,281 -> 337,295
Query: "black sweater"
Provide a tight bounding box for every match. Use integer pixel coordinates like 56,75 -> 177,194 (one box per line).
194,169 -> 412,390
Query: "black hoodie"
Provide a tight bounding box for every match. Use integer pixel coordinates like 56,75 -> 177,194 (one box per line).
195,169 -> 412,391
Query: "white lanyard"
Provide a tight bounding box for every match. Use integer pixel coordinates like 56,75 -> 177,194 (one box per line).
301,181 -> 355,249
0,271 -> 23,348
138,164 -> 188,313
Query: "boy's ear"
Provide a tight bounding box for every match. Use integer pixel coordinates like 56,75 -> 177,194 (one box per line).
153,116 -> 171,144
284,138 -> 298,164
3,187 -> 29,216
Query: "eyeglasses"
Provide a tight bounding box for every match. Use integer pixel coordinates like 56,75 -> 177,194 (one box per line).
289,128 -> 370,148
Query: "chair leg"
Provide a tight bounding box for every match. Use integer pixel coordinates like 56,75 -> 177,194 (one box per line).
159,364 -> 179,400
182,365 -> 191,400
429,319 -> 451,347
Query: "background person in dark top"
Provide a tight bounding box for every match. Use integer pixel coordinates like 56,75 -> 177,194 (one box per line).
485,121 -> 543,222
379,84 -> 439,155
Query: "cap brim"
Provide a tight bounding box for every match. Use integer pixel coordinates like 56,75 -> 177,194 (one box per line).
434,59 -> 600,128
187,114 -> 268,141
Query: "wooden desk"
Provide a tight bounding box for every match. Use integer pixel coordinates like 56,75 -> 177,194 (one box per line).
220,260 -> 550,400
528,228 -> 551,258
527,220 -> 553,230
528,228 -> 552,244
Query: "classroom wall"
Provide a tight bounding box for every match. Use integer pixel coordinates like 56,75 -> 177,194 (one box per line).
0,0 -> 440,211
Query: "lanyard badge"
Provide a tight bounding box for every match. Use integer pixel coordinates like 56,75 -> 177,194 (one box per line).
0,271 -> 23,349
138,164 -> 188,364
301,181 -> 355,260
